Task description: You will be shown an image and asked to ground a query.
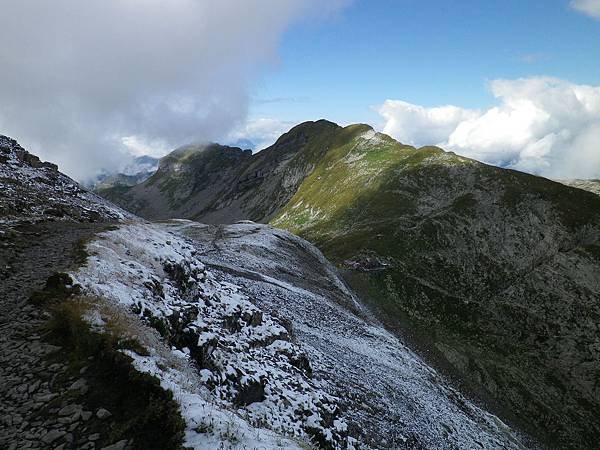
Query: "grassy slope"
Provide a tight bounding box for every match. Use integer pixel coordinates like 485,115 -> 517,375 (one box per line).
272,126 -> 600,449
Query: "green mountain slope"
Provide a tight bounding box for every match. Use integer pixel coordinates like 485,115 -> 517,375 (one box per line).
271,124 -> 600,449
98,143 -> 252,219
98,120 -> 341,222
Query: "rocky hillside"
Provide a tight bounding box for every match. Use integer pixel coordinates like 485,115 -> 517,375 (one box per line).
0,135 -> 129,225
96,120 -> 600,448
72,220 -> 535,449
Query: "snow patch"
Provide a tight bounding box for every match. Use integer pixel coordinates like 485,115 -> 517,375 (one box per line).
72,222 -> 356,449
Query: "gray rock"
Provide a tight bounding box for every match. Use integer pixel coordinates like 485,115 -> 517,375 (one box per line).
68,378 -> 87,392
58,404 -> 81,416
100,440 -> 128,450
41,429 -> 66,444
95,408 -> 112,420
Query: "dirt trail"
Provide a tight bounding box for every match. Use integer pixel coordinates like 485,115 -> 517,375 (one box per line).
0,221 -> 115,450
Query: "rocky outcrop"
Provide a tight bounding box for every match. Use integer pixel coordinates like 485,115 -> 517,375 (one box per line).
164,220 -> 534,449
72,222 -> 356,449
0,136 -> 58,171
0,136 -> 130,225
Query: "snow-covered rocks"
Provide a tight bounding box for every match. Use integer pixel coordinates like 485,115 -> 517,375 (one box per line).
72,222 -> 354,449
0,135 -> 129,225
168,220 -> 535,449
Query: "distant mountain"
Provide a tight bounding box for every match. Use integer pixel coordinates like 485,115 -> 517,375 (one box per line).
97,120 -> 600,449
98,120 -> 340,222
229,137 -> 256,150
88,155 -> 159,190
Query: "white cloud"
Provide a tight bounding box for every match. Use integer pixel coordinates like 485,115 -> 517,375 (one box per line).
571,0 -> 600,19
226,117 -> 296,151
377,77 -> 600,179
379,101 -> 480,147
121,136 -> 171,158
0,0 -> 349,181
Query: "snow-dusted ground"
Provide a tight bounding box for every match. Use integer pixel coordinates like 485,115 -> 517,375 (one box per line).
72,220 -> 532,449
72,222 -> 354,449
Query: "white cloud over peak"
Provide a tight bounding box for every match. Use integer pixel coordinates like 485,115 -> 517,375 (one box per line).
571,0 -> 600,19
377,77 -> 600,179
378,101 -> 480,148
0,0 -> 349,181
226,118 -> 296,151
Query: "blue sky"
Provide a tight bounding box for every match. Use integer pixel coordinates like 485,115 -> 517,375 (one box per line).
251,0 -> 600,125
1,0 -> 599,180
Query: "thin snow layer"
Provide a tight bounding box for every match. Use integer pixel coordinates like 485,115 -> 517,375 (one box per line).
72,222 -> 356,449
168,220 -> 531,450
0,136 -> 130,224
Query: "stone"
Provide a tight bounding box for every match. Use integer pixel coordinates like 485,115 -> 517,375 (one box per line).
88,433 -> 100,441
58,404 -> 81,416
35,392 -> 57,402
28,380 -> 41,393
41,429 -> 66,444
100,440 -> 128,450
68,378 -> 87,392
96,408 -> 112,420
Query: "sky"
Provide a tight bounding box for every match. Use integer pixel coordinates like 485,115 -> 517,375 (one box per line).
0,0 -> 599,180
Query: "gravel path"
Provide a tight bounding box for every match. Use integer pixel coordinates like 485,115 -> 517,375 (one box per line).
0,221 -> 126,450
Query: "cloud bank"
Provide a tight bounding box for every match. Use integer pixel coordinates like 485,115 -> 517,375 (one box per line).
571,0 -> 600,19
0,0 -> 347,180
226,117 -> 296,151
378,77 -> 600,179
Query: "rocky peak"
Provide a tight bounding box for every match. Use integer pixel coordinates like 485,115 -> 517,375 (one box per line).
0,135 -> 129,225
0,135 -> 58,171
270,119 -> 340,151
